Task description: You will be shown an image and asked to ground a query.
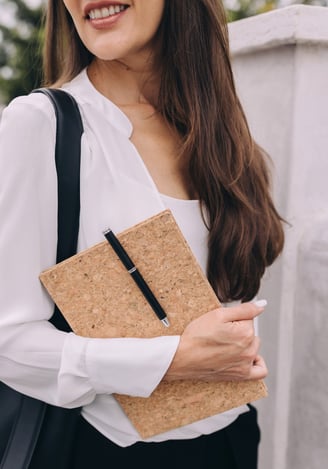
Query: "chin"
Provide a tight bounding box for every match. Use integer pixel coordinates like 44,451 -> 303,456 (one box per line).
87,44 -> 124,62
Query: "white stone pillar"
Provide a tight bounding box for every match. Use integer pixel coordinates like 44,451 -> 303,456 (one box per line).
228,5 -> 328,469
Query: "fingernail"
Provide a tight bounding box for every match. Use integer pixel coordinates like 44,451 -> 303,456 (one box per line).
254,299 -> 267,307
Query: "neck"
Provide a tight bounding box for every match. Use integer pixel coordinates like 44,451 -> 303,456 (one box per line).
88,56 -> 161,107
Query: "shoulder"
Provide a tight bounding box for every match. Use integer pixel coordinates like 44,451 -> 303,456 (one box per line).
1,92 -> 56,137
0,93 -> 58,176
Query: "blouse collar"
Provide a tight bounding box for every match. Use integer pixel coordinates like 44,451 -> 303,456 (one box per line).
62,68 -> 133,138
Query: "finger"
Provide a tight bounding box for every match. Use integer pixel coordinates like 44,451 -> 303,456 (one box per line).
249,355 -> 268,380
250,335 -> 261,355
221,300 -> 267,323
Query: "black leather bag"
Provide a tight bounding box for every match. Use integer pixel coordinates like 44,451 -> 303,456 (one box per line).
0,88 -> 84,469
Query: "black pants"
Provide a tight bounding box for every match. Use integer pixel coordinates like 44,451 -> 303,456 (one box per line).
71,405 -> 260,469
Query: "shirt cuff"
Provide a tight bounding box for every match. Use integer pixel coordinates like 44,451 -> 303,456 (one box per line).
84,335 -> 180,397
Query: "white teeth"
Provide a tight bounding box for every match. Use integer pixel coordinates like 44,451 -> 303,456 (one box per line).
88,5 -> 126,20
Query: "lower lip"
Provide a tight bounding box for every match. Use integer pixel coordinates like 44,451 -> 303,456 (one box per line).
87,8 -> 128,30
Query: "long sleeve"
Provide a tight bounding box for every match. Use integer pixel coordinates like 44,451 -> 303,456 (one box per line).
0,94 -> 180,408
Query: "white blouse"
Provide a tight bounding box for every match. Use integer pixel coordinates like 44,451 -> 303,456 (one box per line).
0,69 -> 248,447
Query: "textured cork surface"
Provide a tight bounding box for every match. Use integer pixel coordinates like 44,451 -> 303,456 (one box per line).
40,209 -> 267,438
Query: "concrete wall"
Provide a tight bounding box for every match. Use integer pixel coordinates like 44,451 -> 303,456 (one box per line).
228,5 -> 328,469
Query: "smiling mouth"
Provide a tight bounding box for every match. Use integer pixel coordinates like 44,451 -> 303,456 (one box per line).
86,4 -> 129,20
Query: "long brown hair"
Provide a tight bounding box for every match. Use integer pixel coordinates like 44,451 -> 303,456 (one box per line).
44,0 -> 285,302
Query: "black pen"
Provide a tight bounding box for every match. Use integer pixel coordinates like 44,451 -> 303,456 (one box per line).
103,228 -> 170,327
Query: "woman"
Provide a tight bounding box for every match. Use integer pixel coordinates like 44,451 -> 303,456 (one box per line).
0,1 -> 284,468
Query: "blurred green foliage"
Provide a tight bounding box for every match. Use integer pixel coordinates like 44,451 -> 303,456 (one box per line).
225,0 -> 279,21
0,0 -> 44,104
225,0 -> 327,21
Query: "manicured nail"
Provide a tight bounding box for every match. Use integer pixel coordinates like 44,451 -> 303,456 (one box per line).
254,299 -> 267,307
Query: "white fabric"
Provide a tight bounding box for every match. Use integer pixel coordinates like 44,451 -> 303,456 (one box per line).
0,69 -> 248,447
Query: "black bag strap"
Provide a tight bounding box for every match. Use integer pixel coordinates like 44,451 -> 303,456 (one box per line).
0,89 -> 83,469
43,89 -> 83,265
36,89 -> 84,331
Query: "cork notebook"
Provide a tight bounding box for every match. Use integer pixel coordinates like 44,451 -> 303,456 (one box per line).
40,209 -> 267,438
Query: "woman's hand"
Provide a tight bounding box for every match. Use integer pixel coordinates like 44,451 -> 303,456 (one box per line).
164,302 -> 268,382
